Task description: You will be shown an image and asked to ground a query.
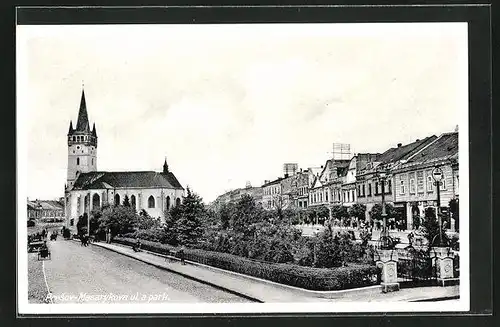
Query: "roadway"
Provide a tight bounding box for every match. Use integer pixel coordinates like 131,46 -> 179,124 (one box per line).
29,238 -> 252,304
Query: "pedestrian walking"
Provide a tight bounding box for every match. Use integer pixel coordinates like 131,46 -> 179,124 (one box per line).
179,245 -> 185,265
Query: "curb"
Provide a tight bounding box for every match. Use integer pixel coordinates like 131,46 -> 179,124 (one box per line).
411,295 -> 460,302
91,242 -> 262,303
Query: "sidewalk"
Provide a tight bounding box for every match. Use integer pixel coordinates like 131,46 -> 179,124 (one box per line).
92,241 -> 459,303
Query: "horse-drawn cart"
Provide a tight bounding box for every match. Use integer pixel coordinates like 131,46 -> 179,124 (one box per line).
28,240 -> 44,253
37,247 -> 51,260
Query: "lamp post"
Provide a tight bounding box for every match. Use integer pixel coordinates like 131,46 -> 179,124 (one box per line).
432,166 -> 444,246
376,169 -> 392,249
289,180 -> 298,225
374,167 -> 399,293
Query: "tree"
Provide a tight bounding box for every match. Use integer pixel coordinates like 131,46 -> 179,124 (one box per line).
172,188 -> 206,246
217,202 -> 232,230
136,209 -> 160,230
331,205 -> 349,225
369,203 -> 395,221
230,194 -> 265,236
98,205 -> 138,237
422,207 -> 449,247
314,229 -> 343,268
411,203 -> 421,229
76,213 -> 89,235
349,203 -> 367,221
89,210 -> 102,237
122,195 -> 131,207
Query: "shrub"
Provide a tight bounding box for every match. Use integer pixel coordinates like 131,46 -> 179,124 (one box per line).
113,237 -> 380,291
27,219 -> 35,227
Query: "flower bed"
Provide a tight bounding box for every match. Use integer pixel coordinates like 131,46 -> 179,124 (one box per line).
113,237 -> 381,291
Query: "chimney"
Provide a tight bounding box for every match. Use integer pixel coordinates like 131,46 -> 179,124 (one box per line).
284,173 -> 289,178
397,143 -> 402,148
416,139 -> 420,142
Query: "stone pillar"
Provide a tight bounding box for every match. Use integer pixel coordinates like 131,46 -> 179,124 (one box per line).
431,247 -> 456,286
376,249 -> 400,293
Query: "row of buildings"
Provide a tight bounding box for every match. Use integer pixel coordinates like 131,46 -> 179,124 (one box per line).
212,129 -> 459,231
27,199 -> 65,222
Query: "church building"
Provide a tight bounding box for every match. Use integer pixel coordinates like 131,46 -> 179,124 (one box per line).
64,88 -> 185,229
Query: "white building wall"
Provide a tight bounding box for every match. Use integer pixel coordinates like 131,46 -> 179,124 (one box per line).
66,187 -> 185,227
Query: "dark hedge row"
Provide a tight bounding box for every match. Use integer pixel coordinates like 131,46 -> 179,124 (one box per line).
113,237 -> 381,291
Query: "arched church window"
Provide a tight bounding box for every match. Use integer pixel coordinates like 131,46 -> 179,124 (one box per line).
92,193 -> 100,210
115,194 -> 120,206
176,198 -> 181,207
72,136 -> 76,142
131,195 -> 136,210
166,196 -> 170,210
148,196 -> 155,208
77,157 -> 80,165
92,158 -> 94,165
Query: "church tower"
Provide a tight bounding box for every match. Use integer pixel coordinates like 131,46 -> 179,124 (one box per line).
66,87 -> 98,190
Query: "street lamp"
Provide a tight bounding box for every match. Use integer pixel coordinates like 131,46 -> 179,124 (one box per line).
432,166 -> 445,246
291,179 -> 299,225
376,168 -> 393,250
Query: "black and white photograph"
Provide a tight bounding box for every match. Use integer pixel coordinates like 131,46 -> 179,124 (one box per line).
17,12 -> 470,314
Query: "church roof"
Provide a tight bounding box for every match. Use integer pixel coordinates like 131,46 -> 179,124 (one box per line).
72,171 -> 184,190
75,89 -> 90,132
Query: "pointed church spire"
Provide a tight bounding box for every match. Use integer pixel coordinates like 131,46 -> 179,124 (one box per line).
92,122 -> 97,137
68,120 -> 74,134
163,157 -> 169,173
76,87 -> 90,132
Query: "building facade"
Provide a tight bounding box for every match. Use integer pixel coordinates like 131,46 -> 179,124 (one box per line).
28,199 -> 65,221
262,178 -> 284,210
392,132 -> 459,230
64,89 -> 185,229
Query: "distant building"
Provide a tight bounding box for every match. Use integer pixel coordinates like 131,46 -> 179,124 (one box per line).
211,185 -> 263,210
27,199 -> 65,222
262,178 -> 284,210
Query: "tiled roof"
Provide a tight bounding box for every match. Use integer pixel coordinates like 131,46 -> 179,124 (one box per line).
376,136 -> 438,164
27,200 -> 63,210
72,171 -> 184,190
261,178 -> 283,187
408,132 -> 458,164
27,202 -> 39,210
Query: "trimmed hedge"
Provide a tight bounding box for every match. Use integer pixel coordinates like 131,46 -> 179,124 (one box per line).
113,237 -> 381,291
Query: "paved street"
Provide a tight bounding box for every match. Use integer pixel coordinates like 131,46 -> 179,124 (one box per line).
28,239 -> 252,304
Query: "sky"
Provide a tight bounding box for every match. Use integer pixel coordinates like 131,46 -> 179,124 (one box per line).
17,23 -> 468,203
